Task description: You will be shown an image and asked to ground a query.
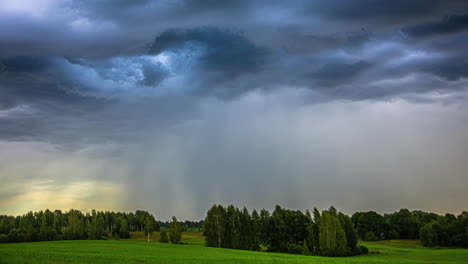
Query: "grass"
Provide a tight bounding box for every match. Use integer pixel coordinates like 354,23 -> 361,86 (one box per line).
0,238 -> 467,264
123,232 -> 205,245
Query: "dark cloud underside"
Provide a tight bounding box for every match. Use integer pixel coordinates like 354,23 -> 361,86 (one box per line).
1,0 -> 468,218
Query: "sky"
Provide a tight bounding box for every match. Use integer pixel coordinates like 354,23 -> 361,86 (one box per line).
1,0 -> 468,220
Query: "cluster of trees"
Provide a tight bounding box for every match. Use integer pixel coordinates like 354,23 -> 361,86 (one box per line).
351,209 -> 468,248
0,209 -> 159,243
159,216 -> 183,244
159,220 -> 204,232
204,205 -> 367,257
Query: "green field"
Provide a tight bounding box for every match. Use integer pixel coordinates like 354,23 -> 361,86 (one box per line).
0,236 -> 467,264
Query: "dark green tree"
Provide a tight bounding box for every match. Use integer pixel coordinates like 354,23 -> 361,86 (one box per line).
169,216 -> 182,244
144,216 -> 154,242
338,212 -> 358,255
318,211 -> 348,256
204,205 -> 226,248
159,230 -> 169,243
420,222 -> 437,247
119,217 -> 130,238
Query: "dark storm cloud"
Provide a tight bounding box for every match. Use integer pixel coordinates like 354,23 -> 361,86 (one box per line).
1,0 -> 468,144
308,60 -> 372,87
149,27 -> 268,76
303,0 -> 468,26
2,0 -> 468,218
402,14 -> 468,39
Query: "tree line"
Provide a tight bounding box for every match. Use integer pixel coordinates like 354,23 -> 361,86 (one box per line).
159,219 -> 204,232
0,209 -> 159,243
1,206 -> 467,251
203,205 -> 367,256
351,209 -> 468,247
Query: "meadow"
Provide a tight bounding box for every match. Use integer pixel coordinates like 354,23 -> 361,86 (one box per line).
0,233 -> 467,264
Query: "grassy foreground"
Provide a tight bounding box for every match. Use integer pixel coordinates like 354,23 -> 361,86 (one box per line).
0,238 -> 467,264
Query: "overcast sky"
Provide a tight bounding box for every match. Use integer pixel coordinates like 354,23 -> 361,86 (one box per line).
1,0 -> 468,219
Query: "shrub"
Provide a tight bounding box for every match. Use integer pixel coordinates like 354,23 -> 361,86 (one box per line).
8,229 -> 25,243
287,243 -> 303,254
358,245 -> 369,255
0,234 -> 9,243
100,236 -> 108,240
160,231 -> 169,243
364,231 -> 378,241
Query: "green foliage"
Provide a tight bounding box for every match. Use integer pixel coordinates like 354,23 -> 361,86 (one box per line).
364,231 -> 378,241
319,211 -> 348,257
338,212 -> 359,254
0,234 -> 9,243
287,243 -> 303,254
160,230 -> 169,243
358,245 -> 369,255
420,222 -> 437,247
352,211 -> 385,240
204,204 -> 363,257
169,216 -> 182,244
144,216 -> 154,242
119,218 -> 130,238
8,229 -> 25,243
0,209 -> 159,243
204,205 -> 226,248
302,239 -> 310,255
64,210 -> 85,240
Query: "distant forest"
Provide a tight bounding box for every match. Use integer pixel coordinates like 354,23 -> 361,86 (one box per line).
1,206 -> 467,256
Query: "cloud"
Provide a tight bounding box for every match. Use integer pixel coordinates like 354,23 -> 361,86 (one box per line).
1,1 -> 468,218
402,14 -> 468,38
1,90 -> 468,218
149,27 -> 268,76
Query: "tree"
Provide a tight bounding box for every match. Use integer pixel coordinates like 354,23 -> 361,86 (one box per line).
352,211 -> 385,240
420,222 -> 437,247
338,212 -> 358,255
251,209 -> 261,251
64,210 -> 85,240
224,205 -> 239,248
318,211 -> 348,256
204,205 -> 226,248
119,218 -> 130,238
306,208 -> 321,255
19,212 -> 38,242
40,210 -> 56,241
259,209 -> 272,249
144,216 -> 154,242
159,230 -> 169,243
169,216 -> 182,244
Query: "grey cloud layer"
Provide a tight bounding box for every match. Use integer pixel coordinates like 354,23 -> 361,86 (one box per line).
1,0 -> 468,217
1,0 -> 468,144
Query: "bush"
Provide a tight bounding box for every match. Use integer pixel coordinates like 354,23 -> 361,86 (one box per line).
0,234 -> 9,243
100,236 -> 108,240
159,231 -> 169,243
286,243 -> 303,254
358,245 -> 369,255
364,231 -> 378,241
8,229 -> 25,243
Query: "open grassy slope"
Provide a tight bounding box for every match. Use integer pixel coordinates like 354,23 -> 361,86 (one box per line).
0,239 -> 467,264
